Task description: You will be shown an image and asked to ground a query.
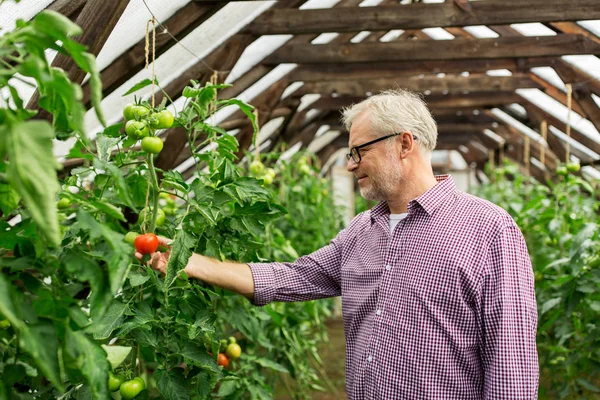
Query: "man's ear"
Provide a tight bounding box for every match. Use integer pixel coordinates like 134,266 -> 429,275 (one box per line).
399,131 -> 415,158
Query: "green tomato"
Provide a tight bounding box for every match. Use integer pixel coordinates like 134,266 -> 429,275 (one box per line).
125,120 -> 149,139
57,197 -> 71,209
141,136 -> 164,154
108,372 -> 124,392
159,192 -> 170,199
226,343 -> 242,360
298,156 -> 308,166
123,104 -> 149,121
163,206 -> 177,216
0,319 -> 10,329
265,168 -> 276,179
566,162 -> 580,173
556,166 -> 568,176
228,336 -> 237,344
132,377 -> 146,390
119,379 -> 144,399
249,160 -> 265,176
299,164 -> 311,175
138,208 -> 166,226
149,110 -> 174,129
124,231 -> 139,245
165,197 -> 176,207
262,174 -> 274,185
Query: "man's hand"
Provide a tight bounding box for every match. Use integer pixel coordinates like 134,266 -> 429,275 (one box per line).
135,236 -> 171,275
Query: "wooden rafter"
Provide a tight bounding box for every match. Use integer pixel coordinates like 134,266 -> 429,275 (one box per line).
287,58 -> 557,82
295,74 -> 541,97
245,0 -> 600,35
265,35 -> 600,64
81,2 -> 226,106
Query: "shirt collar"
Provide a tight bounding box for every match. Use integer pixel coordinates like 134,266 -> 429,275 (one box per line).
370,175 -> 456,223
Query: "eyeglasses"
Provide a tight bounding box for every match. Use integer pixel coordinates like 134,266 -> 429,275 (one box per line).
346,133 -> 417,164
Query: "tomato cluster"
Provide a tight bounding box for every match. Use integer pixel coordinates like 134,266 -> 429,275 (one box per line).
249,160 -> 276,185
108,373 -> 145,399
122,103 -> 174,155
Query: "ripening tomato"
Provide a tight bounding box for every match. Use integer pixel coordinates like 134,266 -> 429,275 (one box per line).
134,233 -> 159,255
141,136 -> 164,154
149,110 -> 174,129
108,372 -> 124,392
218,353 -> 229,367
125,120 -> 149,139
119,378 -> 145,399
226,343 -> 242,360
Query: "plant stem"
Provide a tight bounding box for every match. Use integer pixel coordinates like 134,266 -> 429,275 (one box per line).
147,154 -> 160,233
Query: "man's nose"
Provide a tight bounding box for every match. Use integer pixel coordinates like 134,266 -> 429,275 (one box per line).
346,157 -> 358,172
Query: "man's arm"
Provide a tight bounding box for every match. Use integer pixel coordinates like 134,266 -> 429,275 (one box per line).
478,225 -> 539,399
139,239 -> 256,299
140,233 -> 344,305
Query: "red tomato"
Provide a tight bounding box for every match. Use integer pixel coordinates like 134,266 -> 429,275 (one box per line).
218,353 -> 229,367
134,233 -> 159,255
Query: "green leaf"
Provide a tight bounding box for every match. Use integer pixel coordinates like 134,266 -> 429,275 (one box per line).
165,230 -> 196,289
93,158 -> 136,211
128,271 -> 150,287
155,368 -> 190,400
5,120 -> 61,246
76,211 -> 130,293
217,380 -> 238,396
91,300 -> 128,340
254,357 -> 289,373
100,122 -> 124,138
577,378 -> 600,393
0,181 -> 20,215
0,276 -> 64,390
96,135 -> 120,162
216,98 -> 257,145
64,328 -> 111,400
33,10 -> 82,38
180,342 -> 218,372
101,345 -> 132,370
122,78 -> 157,96
540,297 -> 562,315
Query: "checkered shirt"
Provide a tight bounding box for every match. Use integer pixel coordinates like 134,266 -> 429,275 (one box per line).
249,175 -> 538,399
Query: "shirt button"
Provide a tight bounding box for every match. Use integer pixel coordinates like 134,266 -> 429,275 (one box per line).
367,355 -> 373,362
385,265 -> 391,271
376,309 -> 382,316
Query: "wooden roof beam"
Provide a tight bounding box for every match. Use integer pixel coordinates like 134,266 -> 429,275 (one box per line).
309,92 -> 521,110
81,2 -> 226,106
265,34 -> 600,64
295,74 -> 541,97
245,0 -> 600,35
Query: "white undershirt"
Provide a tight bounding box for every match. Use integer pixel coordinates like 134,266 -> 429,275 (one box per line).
389,213 -> 408,233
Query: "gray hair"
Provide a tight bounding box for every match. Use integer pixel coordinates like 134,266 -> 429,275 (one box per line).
341,89 -> 438,154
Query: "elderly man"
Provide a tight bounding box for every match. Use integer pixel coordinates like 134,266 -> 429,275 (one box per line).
141,89 -> 539,399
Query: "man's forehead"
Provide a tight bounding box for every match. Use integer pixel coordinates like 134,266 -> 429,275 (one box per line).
348,112 -> 371,147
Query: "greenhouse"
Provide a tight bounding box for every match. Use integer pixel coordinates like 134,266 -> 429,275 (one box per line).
1,0 -> 599,398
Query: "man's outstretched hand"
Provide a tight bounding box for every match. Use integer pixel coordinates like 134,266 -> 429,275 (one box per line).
135,236 -> 171,275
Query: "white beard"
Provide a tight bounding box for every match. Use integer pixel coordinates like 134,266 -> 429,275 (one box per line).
359,148 -> 404,201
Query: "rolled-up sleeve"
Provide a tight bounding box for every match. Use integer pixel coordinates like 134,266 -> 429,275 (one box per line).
479,225 -> 539,399
248,231 -> 345,306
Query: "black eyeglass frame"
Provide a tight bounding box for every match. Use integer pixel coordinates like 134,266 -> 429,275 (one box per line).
346,132 -> 417,163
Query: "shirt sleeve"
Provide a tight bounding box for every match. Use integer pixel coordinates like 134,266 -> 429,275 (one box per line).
478,225 -> 539,399
247,229 -> 345,306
